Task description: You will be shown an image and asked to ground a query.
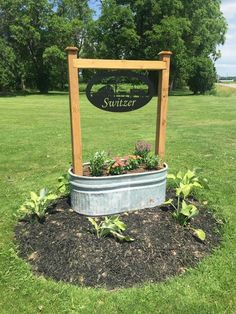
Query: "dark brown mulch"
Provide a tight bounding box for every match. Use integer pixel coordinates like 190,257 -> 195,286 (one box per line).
14,193 -> 222,289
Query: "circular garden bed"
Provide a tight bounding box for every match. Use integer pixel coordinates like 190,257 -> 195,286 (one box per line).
14,191 -> 222,289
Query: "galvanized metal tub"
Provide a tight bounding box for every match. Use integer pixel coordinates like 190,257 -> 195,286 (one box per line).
69,163 -> 168,216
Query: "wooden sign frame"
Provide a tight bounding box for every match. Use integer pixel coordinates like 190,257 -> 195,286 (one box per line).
66,47 -> 172,175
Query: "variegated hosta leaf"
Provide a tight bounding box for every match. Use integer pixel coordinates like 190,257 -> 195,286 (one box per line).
192,181 -> 203,188
176,171 -> 183,179
167,174 -> 176,180
193,228 -> 206,241
88,217 -> 99,231
46,193 -> 57,200
30,191 -> 38,201
111,231 -> 134,242
113,216 -> 126,231
163,198 -> 173,205
180,201 -> 199,218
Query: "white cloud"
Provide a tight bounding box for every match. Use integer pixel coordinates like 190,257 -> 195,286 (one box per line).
221,3 -> 236,19
216,64 -> 236,68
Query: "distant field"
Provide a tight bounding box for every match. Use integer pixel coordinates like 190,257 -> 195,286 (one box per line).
0,85 -> 236,313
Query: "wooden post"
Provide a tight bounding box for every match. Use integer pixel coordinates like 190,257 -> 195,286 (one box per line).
155,51 -> 172,161
65,47 -> 83,175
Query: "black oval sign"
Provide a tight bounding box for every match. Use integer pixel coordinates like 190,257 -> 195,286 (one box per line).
86,71 -> 154,112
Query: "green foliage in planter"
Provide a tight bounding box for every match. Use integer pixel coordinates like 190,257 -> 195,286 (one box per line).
144,154 -> 160,170
89,151 -> 107,176
88,216 -> 134,242
18,188 -> 57,222
134,140 -> 151,160
124,155 -> 141,171
108,157 -> 126,175
108,155 -> 141,175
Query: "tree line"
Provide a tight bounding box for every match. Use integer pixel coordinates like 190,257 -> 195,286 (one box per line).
0,0 -> 227,94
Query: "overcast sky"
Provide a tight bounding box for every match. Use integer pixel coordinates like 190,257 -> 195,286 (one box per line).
89,0 -> 236,76
215,0 -> 236,76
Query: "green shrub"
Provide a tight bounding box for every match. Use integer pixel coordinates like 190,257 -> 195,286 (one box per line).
188,57 -> 216,94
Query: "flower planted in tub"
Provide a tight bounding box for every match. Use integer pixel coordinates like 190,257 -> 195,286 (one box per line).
144,154 -> 161,170
134,140 -> 151,160
125,155 -> 141,170
90,151 -> 107,176
108,155 -> 141,175
108,157 -> 126,175
85,141 -> 163,177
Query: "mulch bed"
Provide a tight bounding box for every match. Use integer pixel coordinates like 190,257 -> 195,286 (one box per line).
14,192 -> 222,289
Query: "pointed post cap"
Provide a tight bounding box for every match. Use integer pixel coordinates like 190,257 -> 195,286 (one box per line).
158,51 -> 172,56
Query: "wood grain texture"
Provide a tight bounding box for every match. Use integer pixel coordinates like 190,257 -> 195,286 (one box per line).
155,51 -> 172,160
66,47 -> 83,175
73,58 -> 167,70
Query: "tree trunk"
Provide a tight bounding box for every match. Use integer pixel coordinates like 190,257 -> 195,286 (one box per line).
36,71 -> 50,93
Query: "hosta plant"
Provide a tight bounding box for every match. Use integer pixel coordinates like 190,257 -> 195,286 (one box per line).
164,198 -> 206,241
88,216 -> 134,242
167,169 -> 209,199
18,188 -> 58,222
164,169 -> 209,241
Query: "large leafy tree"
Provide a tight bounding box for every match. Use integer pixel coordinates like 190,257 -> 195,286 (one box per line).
0,0 -> 92,92
97,0 -> 227,91
93,0 -> 139,59
0,0 -> 55,93
0,0 -> 227,93
0,38 -> 18,92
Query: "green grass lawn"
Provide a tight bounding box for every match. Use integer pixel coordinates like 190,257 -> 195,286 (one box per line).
0,86 -> 236,313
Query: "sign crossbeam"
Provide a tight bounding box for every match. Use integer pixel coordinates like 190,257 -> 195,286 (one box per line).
66,47 -> 172,176
73,59 -> 167,70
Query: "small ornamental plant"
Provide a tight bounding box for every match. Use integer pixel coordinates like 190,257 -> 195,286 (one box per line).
124,155 -> 141,171
18,188 -> 57,222
134,140 -> 151,160
108,157 -> 127,175
144,154 -> 160,170
87,142 -> 162,176
164,169 -> 209,241
88,216 -> 134,242
90,151 -> 107,176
